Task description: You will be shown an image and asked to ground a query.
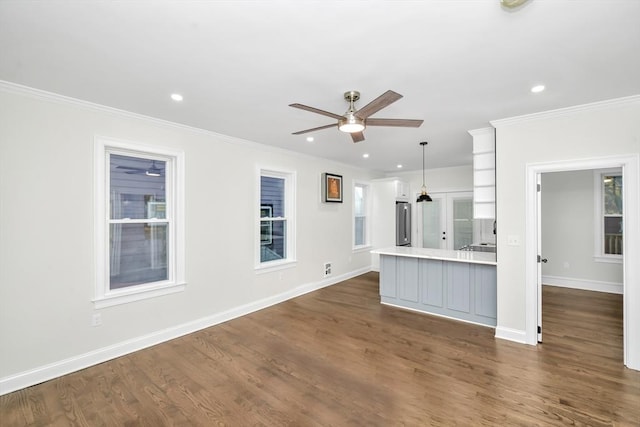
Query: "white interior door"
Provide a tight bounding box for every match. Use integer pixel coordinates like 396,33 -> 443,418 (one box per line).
421,194 -> 446,249
537,173 -> 543,342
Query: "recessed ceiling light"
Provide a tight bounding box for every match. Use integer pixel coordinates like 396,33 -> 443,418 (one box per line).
397,164 -> 403,169
171,93 -> 183,102
531,85 -> 545,93
306,136 -> 314,142
362,153 -> 369,158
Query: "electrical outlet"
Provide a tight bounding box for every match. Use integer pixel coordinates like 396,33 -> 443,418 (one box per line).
324,262 -> 332,277
563,261 -> 570,269
91,313 -> 102,327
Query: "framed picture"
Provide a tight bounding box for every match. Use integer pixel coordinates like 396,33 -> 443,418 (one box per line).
323,173 -> 343,203
260,205 -> 273,245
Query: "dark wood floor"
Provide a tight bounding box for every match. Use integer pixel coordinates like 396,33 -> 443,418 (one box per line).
1,273 -> 638,426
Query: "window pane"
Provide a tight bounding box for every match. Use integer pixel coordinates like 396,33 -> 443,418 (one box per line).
110,154 -> 166,219
355,217 -> 365,246
603,175 -> 622,215
604,216 -> 623,255
453,199 -> 473,249
261,176 -> 285,217
354,185 -> 364,216
260,220 -> 286,262
110,223 -> 168,289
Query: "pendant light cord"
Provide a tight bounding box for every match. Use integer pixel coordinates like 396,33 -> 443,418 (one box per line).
422,143 -> 425,187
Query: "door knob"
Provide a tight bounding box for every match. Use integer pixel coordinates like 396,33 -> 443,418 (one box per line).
541,258 -> 548,263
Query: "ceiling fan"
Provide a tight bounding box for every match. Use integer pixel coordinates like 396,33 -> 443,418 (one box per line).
116,160 -> 164,177
290,90 -> 423,143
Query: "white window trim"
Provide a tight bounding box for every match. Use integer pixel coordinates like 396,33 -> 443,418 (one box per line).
353,180 -> 372,251
94,136 -> 185,308
255,167 -> 297,272
593,168 -> 623,264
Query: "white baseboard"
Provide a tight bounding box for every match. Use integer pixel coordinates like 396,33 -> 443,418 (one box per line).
495,326 -> 528,344
0,266 -> 371,396
542,275 -> 623,294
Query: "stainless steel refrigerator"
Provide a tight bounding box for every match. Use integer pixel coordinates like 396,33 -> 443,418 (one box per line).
396,201 -> 411,246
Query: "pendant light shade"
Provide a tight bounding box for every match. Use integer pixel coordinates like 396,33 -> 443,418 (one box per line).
417,141 -> 432,203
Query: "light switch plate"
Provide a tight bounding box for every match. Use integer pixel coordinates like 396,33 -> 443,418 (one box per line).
507,235 -> 520,246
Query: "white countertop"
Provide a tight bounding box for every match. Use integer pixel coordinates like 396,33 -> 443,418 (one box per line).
371,246 -> 497,265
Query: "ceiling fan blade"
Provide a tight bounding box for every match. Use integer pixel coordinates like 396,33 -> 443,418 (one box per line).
289,103 -> 344,120
366,118 -> 424,128
292,123 -> 338,135
350,131 -> 365,143
355,90 -> 403,119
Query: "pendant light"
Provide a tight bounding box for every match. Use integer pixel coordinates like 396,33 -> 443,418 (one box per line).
417,141 -> 432,202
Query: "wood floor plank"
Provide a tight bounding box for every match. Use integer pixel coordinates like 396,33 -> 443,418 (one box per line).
1,273 -> 639,426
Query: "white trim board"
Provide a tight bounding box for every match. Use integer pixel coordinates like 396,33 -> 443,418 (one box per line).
495,326 -> 527,344
0,266 -> 371,396
542,275 -> 622,295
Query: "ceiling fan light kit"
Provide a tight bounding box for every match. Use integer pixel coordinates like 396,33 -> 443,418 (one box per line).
290,89 -> 423,143
338,113 -> 365,133
338,91 -> 365,133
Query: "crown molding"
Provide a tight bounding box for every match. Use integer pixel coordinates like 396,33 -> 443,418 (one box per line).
0,80 -> 246,142
0,80 -> 376,174
490,94 -> 640,127
468,127 -> 494,136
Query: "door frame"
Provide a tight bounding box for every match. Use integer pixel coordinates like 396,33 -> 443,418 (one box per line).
417,191 -> 474,250
525,154 -> 639,369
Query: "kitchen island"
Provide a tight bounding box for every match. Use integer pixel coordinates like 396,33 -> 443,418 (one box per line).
371,247 -> 497,327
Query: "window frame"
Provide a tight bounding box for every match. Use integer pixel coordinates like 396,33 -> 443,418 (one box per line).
593,168 -> 623,264
94,136 -> 185,308
353,180 -> 371,251
255,168 -> 296,272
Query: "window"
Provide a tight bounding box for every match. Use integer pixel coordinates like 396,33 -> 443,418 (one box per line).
594,169 -> 623,263
257,169 -> 296,270
94,137 -> 185,308
353,182 -> 371,249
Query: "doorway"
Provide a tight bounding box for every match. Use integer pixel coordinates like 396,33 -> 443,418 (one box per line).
538,169 -> 624,355
418,191 -> 493,250
525,155 -> 639,370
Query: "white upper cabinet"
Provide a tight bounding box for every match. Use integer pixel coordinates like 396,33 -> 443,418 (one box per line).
469,127 -> 496,219
395,180 -> 410,201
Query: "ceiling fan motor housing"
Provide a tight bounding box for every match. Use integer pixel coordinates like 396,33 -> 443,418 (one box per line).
344,90 -> 360,103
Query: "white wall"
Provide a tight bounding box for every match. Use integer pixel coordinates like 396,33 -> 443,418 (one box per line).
0,84 -> 383,393
393,165 -> 474,197
541,170 -> 623,292
492,95 -> 640,369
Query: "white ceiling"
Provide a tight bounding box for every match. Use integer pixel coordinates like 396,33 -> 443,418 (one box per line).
1,1 -> 639,173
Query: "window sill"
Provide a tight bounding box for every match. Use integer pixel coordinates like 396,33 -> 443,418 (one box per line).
352,245 -> 373,253
93,281 -> 186,309
255,259 -> 297,275
593,255 -> 623,264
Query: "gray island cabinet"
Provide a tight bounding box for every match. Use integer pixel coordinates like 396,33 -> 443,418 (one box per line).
372,247 -> 497,327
